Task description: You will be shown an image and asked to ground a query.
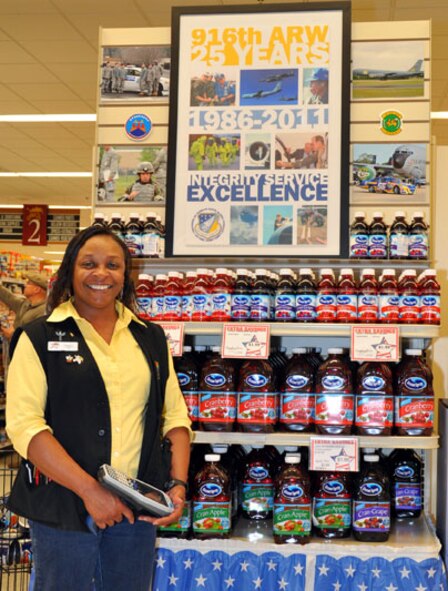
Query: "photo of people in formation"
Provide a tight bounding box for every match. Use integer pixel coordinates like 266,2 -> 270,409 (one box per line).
302,68 -> 329,104
263,206 -> 293,245
244,133 -> 271,170
100,46 -> 170,100
96,145 -> 167,204
190,71 -> 236,106
240,68 -> 298,106
296,206 -> 328,245
275,132 -> 328,169
188,134 -> 240,171
230,206 -> 258,245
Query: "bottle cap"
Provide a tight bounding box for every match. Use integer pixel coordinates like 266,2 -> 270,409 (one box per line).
205,454 -> 221,462
215,267 -> 227,274
320,268 -> 334,275
394,211 -> 406,217
129,212 -> 139,219
145,211 -> 157,218
412,211 -> 424,219
236,268 -> 248,275
363,448 -> 376,454
299,268 -> 313,275
327,347 -> 343,354
155,274 -> 167,280
285,454 -> 301,464
284,446 -> 299,452
279,268 -> 294,275
212,445 -> 228,453
404,348 -> 422,356
292,347 -> 307,354
354,211 -> 365,218
372,211 -> 384,218
94,212 -> 105,220
340,268 -> 354,275
362,268 -> 376,276
364,454 -> 379,462
183,345 -> 192,352
111,212 -> 122,219
382,269 -> 396,276
138,273 -> 152,280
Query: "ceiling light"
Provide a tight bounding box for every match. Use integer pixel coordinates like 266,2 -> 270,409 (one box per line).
0,114 -> 96,123
0,172 -> 92,178
430,112 -> 448,119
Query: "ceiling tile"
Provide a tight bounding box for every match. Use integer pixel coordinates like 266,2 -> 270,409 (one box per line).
8,83 -> 83,101
0,64 -> 59,84
0,15 -> 87,41
0,1 -> 56,15
19,40 -> 96,64
0,40 -> 34,63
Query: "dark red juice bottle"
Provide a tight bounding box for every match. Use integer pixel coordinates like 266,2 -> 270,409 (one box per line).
336,268 -> 357,323
151,274 -> 167,321
237,358 -> 277,433
355,362 -> 393,436
191,268 -> 211,322
210,268 -> 233,322
135,273 -> 153,321
349,212 -> 369,259
240,446 -> 274,520
250,268 -> 271,322
108,212 -> 125,241
123,212 -> 143,257
398,269 -> 420,324
273,454 -> 311,544
368,211 -> 388,259
408,211 -> 429,260
419,270 -> 441,325
357,268 -> 378,323
174,345 -> 199,430
279,348 -> 314,432
389,448 -> 423,519
274,268 -> 296,322
181,271 -> 197,322
296,268 -> 316,322
315,348 -> 354,435
163,271 -> 183,321
379,269 -> 399,323
231,268 -> 251,321
312,472 -> 352,539
316,268 -> 337,323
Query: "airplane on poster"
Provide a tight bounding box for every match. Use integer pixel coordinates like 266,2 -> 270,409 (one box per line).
242,82 -> 282,99
259,71 -> 295,83
239,209 -> 258,224
352,59 -> 424,80
280,96 -> 297,102
354,144 -> 426,184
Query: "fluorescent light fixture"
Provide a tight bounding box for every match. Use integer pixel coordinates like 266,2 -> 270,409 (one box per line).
0,114 -> 96,123
0,204 -> 92,209
0,172 -> 92,178
431,112 -> 448,119
43,251 -> 66,255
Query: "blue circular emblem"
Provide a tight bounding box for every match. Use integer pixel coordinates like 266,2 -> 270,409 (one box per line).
125,114 -> 152,141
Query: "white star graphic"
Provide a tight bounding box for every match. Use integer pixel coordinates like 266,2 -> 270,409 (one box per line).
169,573 -> 179,586
415,585 -> 427,591
212,559 -> 223,571
253,577 -> 263,589
294,563 -> 304,576
267,559 -> 278,571
156,556 -> 166,568
427,567 -> 437,578
345,564 -> 356,577
278,578 -> 289,590
318,564 -> 330,576
385,584 -> 398,591
333,581 -> 342,591
225,576 -> 235,588
183,558 -> 193,570
358,583 -> 368,591
240,561 -> 250,572
400,566 -> 411,579
371,567 -> 381,578
195,574 -> 207,587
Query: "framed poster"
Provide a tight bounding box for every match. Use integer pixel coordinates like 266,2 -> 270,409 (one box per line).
166,2 -> 351,257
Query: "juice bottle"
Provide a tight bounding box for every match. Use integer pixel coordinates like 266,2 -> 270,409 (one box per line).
312,472 -> 352,539
240,446 -> 274,520
315,348 -> 354,435
210,268 -> 233,322
336,268 -> 357,323
419,269 -> 441,325
213,444 -> 245,519
398,269 -> 420,324
191,268 -> 211,322
316,269 -> 337,323
237,358 -> 277,433
155,214 -> 165,258
141,211 -> 160,258
389,448 -> 422,519
250,268 -> 271,322
355,362 -> 393,436
389,211 -> 409,259
394,349 -> 434,436
108,212 -> 125,241
181,271 -> 196,322
357,268 -> 378,323
198,347 -> 237,432
296,268 -> 316,322
151,274 -> 167,321
379,269 -> 399,323
408,211 -> 429,260
123,213 -> 143,257
174,345 -> 200,430
279,348 -> 314,432
163,271 -> 183,321
368,212 -> 388,259
353,453 -> 390,542
92,212 -> 108,228
135,273 -> 153,321
231,268 -> 251,321
274,268 -> 296,322
273,454 -> 311,544
268,271 -> 277,321
349,212 -> 369,258
192,454 -> 231,539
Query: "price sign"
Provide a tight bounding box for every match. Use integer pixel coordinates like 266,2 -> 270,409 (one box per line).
22,205 -> 48,246
222,324 -> 270,359
309,436 -> 359,472
351,325 -> 400,362
159,323 -> 184,357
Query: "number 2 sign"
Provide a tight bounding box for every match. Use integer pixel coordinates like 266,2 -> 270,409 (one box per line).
22,205 -> 48,246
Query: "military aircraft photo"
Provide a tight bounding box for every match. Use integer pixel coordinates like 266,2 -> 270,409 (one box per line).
353,59 -> 424,80
259,70 -> 295,83
242,82 -> 282,99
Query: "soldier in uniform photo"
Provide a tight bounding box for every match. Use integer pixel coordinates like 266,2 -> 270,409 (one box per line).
99,146 -> 121,202
152,147 -> 167,198
307,68 -> 329,104
121,162 -> 163,202
190,72 -> 216,106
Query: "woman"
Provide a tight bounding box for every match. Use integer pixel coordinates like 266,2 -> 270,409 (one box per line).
5,226 -> 191,591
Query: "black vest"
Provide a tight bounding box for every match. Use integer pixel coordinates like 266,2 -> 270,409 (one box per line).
7,316 -> 170,532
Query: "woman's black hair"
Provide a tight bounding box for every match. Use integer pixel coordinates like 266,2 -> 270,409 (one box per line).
47,226 -> 138,314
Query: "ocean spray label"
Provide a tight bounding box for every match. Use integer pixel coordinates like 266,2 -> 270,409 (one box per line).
394,396 -> 434,429
394,483 -> 422,511
280,392 -> 315,426
198,392 -> 237,424
273,504 -> 311,537
275,293 -> 295,321
193,502 -> 231,534
237,392 -> 278,424
312,498 -> 351,529
315,394 -> 354,426
353,501 -> 390,533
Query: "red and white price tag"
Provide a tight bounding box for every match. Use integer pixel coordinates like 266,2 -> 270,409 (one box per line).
351,325 -> 400,362
221,323 -> 270,359
159,323 -> 184,357
309,436 -> 359,472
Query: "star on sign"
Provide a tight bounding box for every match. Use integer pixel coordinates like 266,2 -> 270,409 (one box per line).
318,564 -> 330,576
294,563 -> 304,575
225,576 -> 235,588
345,564 -> 356,577
400,566 -> 411,579
240,561 -> 250,572
357,583 -> 368,591
385,584 -> 398,591
371,567 -> 381,578
415,585 -> 427,591
267,559 -> 278,571
183,558 -> 193,569
426,567 -> 436,578
278,577 -> 289,590
253,577 -> 263,589
169,573 -> 179,586
212,559 -> 223,571
333,581 -> 342,591
156,556 -> 166,568
195,574 -> 207,587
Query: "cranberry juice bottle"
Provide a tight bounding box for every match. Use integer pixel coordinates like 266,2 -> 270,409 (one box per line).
181,271 -> 196,322
135,273 -> 153,321
419,270 -> 441,325
316,269 -> 337,323
123,213 -> 143,257
395,349 -> 434,436
273,455 -> 311,544
198,347 -> 237,432
163,271 -> 183,321
379,269 -> 399,323
353,454 -> 390,542
250,269 -> 271,322
368,212 -> 388,259
296,268 -> 316,322
279,348 -> 314,432
408,211 -> 429,260
349,212 -> 369,259
174,346 -> 200,430
389,448 -> 422,519
355,362 -> 393,436
312,472 -> 351,539
240,446 -> 274,520
389,211 -> 409,259
398,269 -> 420,324
336,268 -> 357,323
274,268 -> 296,322
191,268 -> 211,322
210,268 -> 233,322
231,268 -> 251,321
192,454 -> 231,539
315,348 -> 354,435
237,358 -> 277,433
357,269 -> 379,323
151,274 -> 167,321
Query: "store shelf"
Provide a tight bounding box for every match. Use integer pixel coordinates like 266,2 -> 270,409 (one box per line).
193,430 -> 439,449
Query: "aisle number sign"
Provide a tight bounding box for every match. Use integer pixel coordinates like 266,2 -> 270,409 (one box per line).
22,205 -> 48,246
310,436 -> 359,472
222,324 -> 270,358
159,323 -> 184,357
351,325 -> 400,362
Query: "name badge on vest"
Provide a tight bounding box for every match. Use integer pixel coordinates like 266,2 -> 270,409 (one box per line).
48,341 -> 79,352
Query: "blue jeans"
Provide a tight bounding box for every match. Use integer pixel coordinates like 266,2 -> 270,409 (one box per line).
29,518 -> 156,591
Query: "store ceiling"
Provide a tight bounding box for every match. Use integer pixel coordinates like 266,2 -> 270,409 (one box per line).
0,0 -> 447,205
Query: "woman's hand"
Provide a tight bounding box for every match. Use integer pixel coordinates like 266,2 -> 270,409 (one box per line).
138,485 -> 186,527
82,481 -> 135,529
